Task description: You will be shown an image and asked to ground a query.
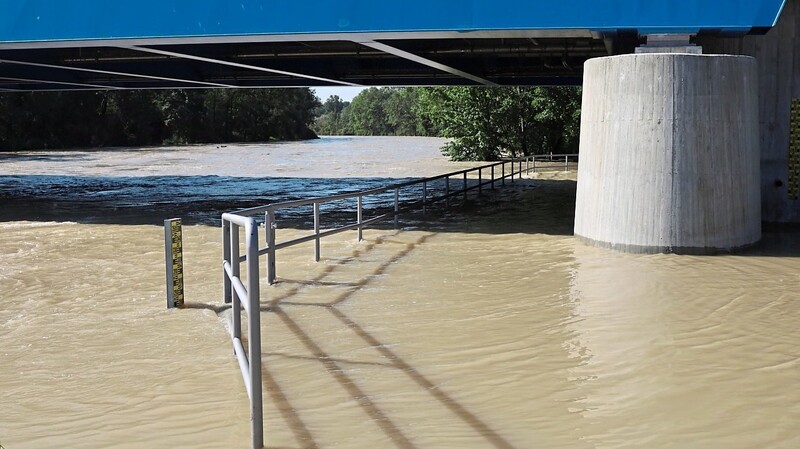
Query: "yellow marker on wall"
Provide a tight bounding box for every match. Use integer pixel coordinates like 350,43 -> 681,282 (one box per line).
164,218 -> 185,308
789,99 -> 800,200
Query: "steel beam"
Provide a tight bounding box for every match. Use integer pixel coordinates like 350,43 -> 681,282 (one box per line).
357,40 -> 498,86
0,58 -> 236,88
122,45 -> 362,86
0,30 -> 594,51
0,75 -> 120,90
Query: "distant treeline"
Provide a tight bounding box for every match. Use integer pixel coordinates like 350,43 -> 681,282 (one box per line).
313,86 -> 581,161
0,85 -> 581,162
0,89 -> 320,151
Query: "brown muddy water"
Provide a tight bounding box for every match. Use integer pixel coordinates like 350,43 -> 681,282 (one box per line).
1,137 -> 799,449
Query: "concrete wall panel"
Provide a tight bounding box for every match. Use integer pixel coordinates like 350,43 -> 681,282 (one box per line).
700,0 -> 800,222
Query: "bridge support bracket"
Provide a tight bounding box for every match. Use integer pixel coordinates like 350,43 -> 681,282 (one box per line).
636,34 -> 702,54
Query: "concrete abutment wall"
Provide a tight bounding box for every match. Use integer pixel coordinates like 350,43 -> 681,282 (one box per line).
699,0 -> 800,223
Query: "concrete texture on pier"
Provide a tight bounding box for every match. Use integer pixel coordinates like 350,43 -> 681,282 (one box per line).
574,53 -> 761,253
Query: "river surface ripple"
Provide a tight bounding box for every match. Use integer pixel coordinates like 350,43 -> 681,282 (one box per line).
1,136 -> 798,449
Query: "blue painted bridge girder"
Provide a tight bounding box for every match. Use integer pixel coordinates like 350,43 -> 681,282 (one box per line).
0,0 -> 787,44
0,0 -> 788,90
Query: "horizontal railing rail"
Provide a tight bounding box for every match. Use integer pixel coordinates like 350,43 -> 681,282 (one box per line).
521,152 -> 579,173
233,161 -> 502,217
231,154 -> 578,281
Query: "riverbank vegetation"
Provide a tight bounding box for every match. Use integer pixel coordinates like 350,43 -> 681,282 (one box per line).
0,85 -> 580,161
0,89 -> 319,151
313,86 -> 581,161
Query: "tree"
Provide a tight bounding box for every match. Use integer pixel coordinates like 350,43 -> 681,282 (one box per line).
385,88 -> 422,136
0,88 -> 322,151
417,86 -> 581,161
104,90 -> 165,146
347,87 -> 394,135
313,95 -> 350,135
417,87 -> 503,160
156,90 -> 205,144
312,88 -> 436,137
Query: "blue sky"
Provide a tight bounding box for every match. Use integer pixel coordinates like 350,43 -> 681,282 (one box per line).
311,86 -> 366,103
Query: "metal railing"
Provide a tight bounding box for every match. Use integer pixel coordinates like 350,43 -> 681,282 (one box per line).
220,153 -> 576,448
524,152 -> 578,173
221,214 -> 263,449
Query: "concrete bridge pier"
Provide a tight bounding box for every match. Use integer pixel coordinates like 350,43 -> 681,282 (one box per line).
574,53 -> 762,253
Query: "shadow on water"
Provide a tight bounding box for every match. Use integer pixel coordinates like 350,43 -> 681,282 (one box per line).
0,143 -> 221,157
262,233 -> 516,449
0,174 -> 422,225
0,174 -> 576,236
0,153 -> 95,163
182,212 -> 800,448
184,232 -> 523,447
742,223 -> 800,257
3,172 -> 797,252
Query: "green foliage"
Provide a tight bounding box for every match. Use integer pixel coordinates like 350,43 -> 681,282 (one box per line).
0,85 -> 580,158
312,87 -> 435,137
417,86 -> 581,161
347,87 -> 394,135
385,88 -> 431,136
0,88 -> 321,151
311,86 -> 581,161
313,95 -> 351,135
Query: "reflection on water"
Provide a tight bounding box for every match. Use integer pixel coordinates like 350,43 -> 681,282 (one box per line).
1,137 -> 799,449
568,244 -> 800,447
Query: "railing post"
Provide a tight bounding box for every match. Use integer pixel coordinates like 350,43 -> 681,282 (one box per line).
223,219 -> 231,304
511,160 -> 515,183
502,162 -> 505,185
313,202 -> 320,262
265,209 -> 276,285
478,168 -> 482,194
357,195 -> 363,241
533,157 -> 536,173
394,188 -> 399,227
245,219 -> 263,449
463,172 -> 467,201
491,165 -> 495,189
230,223 -> 241,341
565,155 -> 569,172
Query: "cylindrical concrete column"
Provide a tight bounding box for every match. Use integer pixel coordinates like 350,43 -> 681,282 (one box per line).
574,53 -> 761,253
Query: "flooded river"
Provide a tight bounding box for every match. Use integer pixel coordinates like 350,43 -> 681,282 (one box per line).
1,137 -> 799,449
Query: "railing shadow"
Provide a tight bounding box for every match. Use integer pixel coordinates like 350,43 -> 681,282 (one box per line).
262,359 -> 320,449
272,306 -> 419,449
259,230 -> 517,449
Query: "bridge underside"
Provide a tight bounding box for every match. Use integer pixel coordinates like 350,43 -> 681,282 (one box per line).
0,0 -> 794,234
0,35 -> 611,91
0,0 -> 783,91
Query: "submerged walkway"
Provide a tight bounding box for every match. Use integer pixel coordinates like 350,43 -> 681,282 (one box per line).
260,229 -> 520,449
214,168 -> 800,449
233,171 -> 577,448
